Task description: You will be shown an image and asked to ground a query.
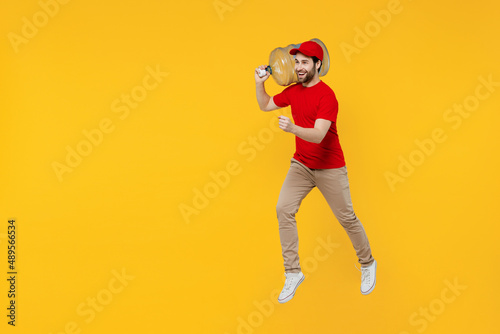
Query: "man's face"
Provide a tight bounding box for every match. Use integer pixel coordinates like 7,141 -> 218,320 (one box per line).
294,52 -> 318,84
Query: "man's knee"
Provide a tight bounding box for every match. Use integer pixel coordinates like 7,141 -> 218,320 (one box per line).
336,212 -> 359,229
276,201 -> 296,221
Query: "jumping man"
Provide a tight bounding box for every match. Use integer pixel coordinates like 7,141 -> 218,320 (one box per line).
254,40 -> 377,303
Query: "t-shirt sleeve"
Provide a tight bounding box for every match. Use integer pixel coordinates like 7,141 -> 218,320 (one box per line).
272,86 -> 292,108
316,91 -> 338,123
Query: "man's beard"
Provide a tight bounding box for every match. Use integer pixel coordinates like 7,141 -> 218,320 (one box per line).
297,67 -> 316,84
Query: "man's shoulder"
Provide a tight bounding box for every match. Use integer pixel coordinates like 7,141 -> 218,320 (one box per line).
315,81 -> 337,103
318,81 -> 335,94
283,82 -> 302,92
277,83 -> 302,100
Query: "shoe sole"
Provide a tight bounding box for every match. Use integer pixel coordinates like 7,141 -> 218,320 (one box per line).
278,275 -> 305,304
361,260 -> 377,295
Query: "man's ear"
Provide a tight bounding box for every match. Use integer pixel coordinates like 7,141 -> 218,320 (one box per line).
316,60 -> 322,70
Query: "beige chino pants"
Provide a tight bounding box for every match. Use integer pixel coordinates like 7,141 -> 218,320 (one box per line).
276,158 -> 374,273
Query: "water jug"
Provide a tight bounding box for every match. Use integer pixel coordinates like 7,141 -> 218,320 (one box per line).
258,38 -> 330,86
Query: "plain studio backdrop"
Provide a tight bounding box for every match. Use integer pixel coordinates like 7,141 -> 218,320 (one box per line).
1,0 -> 499,333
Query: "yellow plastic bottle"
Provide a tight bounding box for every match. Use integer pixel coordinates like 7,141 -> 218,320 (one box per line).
258,38 -> 330,86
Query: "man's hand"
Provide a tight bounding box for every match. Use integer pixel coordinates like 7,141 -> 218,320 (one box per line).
255,65 -> 270,84
278,116 -> 295,133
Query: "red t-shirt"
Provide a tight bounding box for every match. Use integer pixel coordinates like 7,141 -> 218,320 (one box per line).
273,81 -> 346,169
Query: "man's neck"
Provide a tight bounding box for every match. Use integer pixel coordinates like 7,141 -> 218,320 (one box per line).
302,76 -> 321,88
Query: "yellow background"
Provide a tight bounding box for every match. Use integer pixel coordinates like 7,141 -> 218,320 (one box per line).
1,0 -> 499,333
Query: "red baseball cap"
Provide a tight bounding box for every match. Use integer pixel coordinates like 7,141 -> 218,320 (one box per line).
289,41 -> 323,61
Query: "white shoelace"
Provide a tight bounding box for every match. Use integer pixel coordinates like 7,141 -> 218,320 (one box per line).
355,264 -> 372,285
361,267 -> 371,284
284,274 -> 298,290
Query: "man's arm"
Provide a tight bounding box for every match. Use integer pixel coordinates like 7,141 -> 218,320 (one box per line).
255,65 -> 280,112
279,116 -> 331,144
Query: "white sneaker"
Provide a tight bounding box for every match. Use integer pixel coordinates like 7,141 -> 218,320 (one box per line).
360,260 -> 377,295
278,272 -> 305,303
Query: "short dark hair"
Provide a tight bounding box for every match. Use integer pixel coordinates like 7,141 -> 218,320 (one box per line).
312,56 -> 322,73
